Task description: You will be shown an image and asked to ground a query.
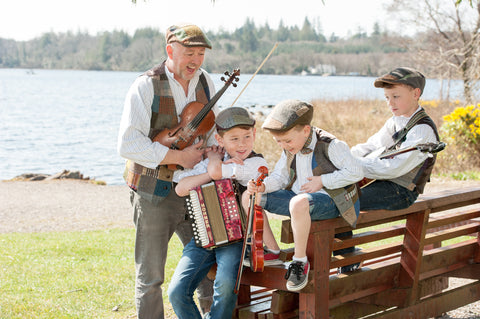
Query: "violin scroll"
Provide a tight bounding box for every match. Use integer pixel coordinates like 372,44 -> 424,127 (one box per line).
221,69 -> 240,88
255,166 -> 268,186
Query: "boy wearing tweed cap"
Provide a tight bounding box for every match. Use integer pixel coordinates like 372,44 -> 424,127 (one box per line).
169,107 -> 271,319
353,67 -> 440,209
246,99 -> 363,291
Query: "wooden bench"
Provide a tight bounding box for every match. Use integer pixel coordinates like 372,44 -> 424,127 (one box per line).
235,187 -> 480,318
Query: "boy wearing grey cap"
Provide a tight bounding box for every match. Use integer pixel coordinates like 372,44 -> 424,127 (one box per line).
246,99 -> 363,291
335,67 -> 441,274
352,67 -> 440,210
169,107 -> 272,319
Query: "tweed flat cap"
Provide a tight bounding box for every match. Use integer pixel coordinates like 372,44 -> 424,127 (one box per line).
215,107 -> 255,131
166,24 -> 212,49
262,99 -> 313,131
374,67 -> 426,95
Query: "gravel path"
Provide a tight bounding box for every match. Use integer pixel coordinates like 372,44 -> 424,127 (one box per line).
0,180 -> 133,233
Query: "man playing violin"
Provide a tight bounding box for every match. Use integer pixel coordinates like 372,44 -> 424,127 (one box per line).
117,23 -> 217,319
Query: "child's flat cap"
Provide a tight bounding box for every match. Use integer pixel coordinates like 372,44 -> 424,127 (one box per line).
262,99 -> 313,131
215,107 -> 255,131
374,67 -> 425,94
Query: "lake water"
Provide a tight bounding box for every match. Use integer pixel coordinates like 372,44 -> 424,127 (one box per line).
0,68 -> 468,185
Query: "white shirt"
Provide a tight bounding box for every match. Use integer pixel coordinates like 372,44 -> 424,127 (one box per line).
264,131 -> 363,194
351,106 -> 438,180
178,154 -> 269,187
117,65 -> 218,182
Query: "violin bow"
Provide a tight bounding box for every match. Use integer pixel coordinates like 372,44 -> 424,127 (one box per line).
230,42 -> 279,107
202,42 -> 279,145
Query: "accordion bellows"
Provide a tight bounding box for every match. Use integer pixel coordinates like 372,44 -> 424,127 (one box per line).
186,179 -> 245,249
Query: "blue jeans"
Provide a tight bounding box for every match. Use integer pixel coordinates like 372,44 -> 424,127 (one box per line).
359,181 -> 418,210
168,239 -> 243,319
337,181 -> 419,258
263,189 -> 342,220
263,190 -> 360,256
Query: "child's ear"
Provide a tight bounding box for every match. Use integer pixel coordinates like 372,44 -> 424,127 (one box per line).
414,88 -> 422,99
215,133 -> 224,147
303,125 -> 311,136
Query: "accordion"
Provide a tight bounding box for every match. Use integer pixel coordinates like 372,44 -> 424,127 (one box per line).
186,179 -> 245,249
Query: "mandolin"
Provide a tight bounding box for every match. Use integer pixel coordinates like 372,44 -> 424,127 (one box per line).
358,141 -> 446,189
153,69 -> 240,170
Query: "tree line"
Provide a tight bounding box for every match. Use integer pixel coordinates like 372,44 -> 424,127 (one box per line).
1,1 -> 479,103
0,17 -> 410,76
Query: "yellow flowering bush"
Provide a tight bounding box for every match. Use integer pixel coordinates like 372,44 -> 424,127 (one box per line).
441,104 -> 480,152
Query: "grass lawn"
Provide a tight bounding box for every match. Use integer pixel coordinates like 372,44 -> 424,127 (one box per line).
1,217 -> 474,318
1,229 -> 139,318
0,219 -> 289,318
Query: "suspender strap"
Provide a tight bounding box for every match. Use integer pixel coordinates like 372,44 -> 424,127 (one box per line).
199,73 -> 210,101
391,108 -> 428,146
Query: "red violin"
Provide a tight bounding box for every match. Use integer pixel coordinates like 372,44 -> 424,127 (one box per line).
234,166 -> 268,293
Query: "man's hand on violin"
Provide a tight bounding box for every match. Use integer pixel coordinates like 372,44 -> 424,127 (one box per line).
178,140 -> 205,169
205,145 -> 225,161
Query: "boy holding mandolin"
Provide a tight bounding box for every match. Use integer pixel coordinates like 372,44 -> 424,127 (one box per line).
169,107 -> 274,319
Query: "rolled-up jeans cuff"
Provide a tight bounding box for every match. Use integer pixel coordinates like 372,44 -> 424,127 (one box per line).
259,193 -> 267,207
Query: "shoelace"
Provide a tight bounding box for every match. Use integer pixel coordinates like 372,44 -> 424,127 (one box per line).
284,261 -> 304,280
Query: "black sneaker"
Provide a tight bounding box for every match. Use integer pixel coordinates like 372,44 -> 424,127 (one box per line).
285,260 -> 310,291
337,248 -> 363,274
338,262 -> 362,274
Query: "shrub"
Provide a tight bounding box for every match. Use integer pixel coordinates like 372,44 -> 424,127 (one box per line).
438,104 -> 480,173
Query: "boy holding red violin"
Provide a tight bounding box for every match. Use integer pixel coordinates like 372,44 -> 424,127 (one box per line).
169,107 -> 273,319
246,99 -> 363,291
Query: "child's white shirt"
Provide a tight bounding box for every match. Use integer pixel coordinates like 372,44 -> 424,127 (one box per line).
351,106 -> 438,180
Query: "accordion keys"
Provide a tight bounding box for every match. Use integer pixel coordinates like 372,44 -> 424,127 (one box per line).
186,179 -> 245,249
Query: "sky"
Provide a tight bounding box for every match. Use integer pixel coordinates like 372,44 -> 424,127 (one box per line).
0,0 -> 393,41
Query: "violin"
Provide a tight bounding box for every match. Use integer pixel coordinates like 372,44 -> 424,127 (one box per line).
153,69 -> 240,170
234,166 -> 268,293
